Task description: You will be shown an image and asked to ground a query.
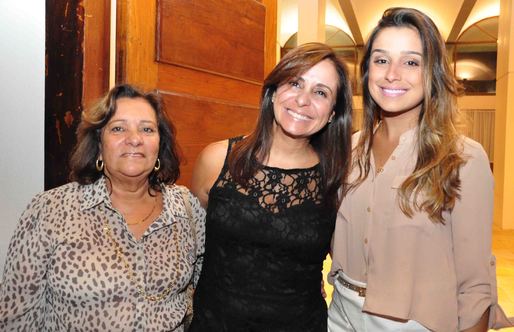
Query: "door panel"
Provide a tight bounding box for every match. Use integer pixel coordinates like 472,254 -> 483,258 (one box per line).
157,65 -> 261,106
162,93 -> 260,181
158,0 -> 265,82
117,0 -> 276,186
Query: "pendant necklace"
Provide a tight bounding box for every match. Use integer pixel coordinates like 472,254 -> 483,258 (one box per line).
126,196 -> 157,226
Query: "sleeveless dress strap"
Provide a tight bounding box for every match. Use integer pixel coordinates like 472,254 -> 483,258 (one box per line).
209,136 -> 243,193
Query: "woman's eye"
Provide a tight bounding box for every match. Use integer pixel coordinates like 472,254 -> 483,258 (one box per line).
289,80 -> 300,88
111,126 -> 124,132
315,90 -> 327,98
373,58 -> 387,64
406,60 -> 419,66
143,127 -> 156,133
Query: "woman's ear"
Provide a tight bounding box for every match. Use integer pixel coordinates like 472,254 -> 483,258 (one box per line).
97,141 -> 103,160
328,111 -> 335,123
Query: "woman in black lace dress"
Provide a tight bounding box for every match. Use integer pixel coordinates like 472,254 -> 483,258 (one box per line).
189,43 -> 353,331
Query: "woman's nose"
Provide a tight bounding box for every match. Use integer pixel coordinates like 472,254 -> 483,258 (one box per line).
385,62 -> 401,82
295,89 -> 311,106
126,130 -> 143,145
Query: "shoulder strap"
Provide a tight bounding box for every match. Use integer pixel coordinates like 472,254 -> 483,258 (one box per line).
178,185 -> 193,220
223,135 -> 243,167
177,185 -> 195,328
209,136 -> 243,191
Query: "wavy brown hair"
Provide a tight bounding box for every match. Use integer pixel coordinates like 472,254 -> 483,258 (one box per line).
69,84 -> 181,191
355,7 -> 466,223
228,42 -> 353,209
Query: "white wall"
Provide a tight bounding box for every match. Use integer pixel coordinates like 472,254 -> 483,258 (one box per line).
0,2 -> 45,273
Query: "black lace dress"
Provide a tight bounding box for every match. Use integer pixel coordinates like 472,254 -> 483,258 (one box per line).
189,137 -> 336,332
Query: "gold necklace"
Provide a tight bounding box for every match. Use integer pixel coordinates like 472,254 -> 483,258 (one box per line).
103,217 -> 178,302
125,196 -> 157,226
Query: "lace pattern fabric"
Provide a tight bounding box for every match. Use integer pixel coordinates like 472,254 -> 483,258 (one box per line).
190,137 -> 336,332
217,163 -> 322,214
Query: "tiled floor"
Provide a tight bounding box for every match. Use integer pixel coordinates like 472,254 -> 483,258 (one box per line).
322,227 -> 514,330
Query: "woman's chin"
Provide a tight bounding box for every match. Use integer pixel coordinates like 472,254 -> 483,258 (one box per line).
106,168 -> 152,181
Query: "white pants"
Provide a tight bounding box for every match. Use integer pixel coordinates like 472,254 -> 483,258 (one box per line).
327,272 -> 429,332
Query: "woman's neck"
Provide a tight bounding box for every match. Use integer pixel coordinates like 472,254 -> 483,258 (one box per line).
266,128 -> 318,168
379,110 -> 419,141
107,176 -> 153,203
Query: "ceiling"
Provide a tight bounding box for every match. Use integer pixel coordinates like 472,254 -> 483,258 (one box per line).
278,0 -> 500,46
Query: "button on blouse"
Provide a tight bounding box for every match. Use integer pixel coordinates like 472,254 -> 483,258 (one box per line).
330,129 -> 513,331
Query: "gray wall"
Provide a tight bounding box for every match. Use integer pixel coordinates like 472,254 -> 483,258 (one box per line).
0,1 -> 45,273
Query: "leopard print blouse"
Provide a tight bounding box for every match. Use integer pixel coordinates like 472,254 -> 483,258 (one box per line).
0,176 -> 205,331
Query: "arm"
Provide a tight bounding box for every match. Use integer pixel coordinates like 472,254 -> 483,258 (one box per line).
0,193 -> 53,330
190,140 -> 228,208
451,141 -> 494,331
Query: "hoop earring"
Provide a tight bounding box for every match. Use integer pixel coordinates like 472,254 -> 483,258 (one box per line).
96,159 -> 104,172
154,158 -> 161,172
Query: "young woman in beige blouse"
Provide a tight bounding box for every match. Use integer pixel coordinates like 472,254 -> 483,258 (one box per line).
328,7 -> 513,332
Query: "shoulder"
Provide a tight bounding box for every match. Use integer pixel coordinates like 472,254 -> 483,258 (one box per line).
198,139 -> 229,163
193,140 -> 229,180
458,136 -> 491,176
351,131 -> 362,147
19,182 -> 82,228
458,136 -> 490,166
352,131 -> 362,140
163,184 -> 206,219
164,184 -> 199,205
459,136 -> 488,159
192,139 -> 231,207
26,182 -> 81,210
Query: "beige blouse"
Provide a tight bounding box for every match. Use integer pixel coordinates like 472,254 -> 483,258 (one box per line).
330,129 -> 513,331
0,177 -> 206,331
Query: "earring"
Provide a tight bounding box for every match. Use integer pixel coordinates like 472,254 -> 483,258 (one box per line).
154,158 -> 161,172
96,159 -> 104,172
328,111 -> 335,124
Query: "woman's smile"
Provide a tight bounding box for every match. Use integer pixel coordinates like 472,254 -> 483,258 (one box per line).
380,87 -> 408,97
285,108 -> 312,121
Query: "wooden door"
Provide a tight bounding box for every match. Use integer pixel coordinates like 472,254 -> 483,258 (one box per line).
116,0 -> 277,186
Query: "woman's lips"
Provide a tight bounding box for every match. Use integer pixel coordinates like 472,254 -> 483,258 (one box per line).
381,87 -> 407,97
122,152 -> 144,157
286,108 -> 311,121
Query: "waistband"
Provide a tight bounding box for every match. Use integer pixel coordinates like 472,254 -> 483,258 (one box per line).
335,271 -> 367,297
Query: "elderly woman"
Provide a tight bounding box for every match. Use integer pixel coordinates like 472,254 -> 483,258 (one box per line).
0,84 -> 205,331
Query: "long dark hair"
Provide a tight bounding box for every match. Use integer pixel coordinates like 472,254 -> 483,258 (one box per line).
70,84 -> 181,191
228,42 -> 353,209
355,8 -> 465,223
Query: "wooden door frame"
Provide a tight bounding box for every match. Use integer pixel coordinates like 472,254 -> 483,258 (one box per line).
44,0 -> 110,189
